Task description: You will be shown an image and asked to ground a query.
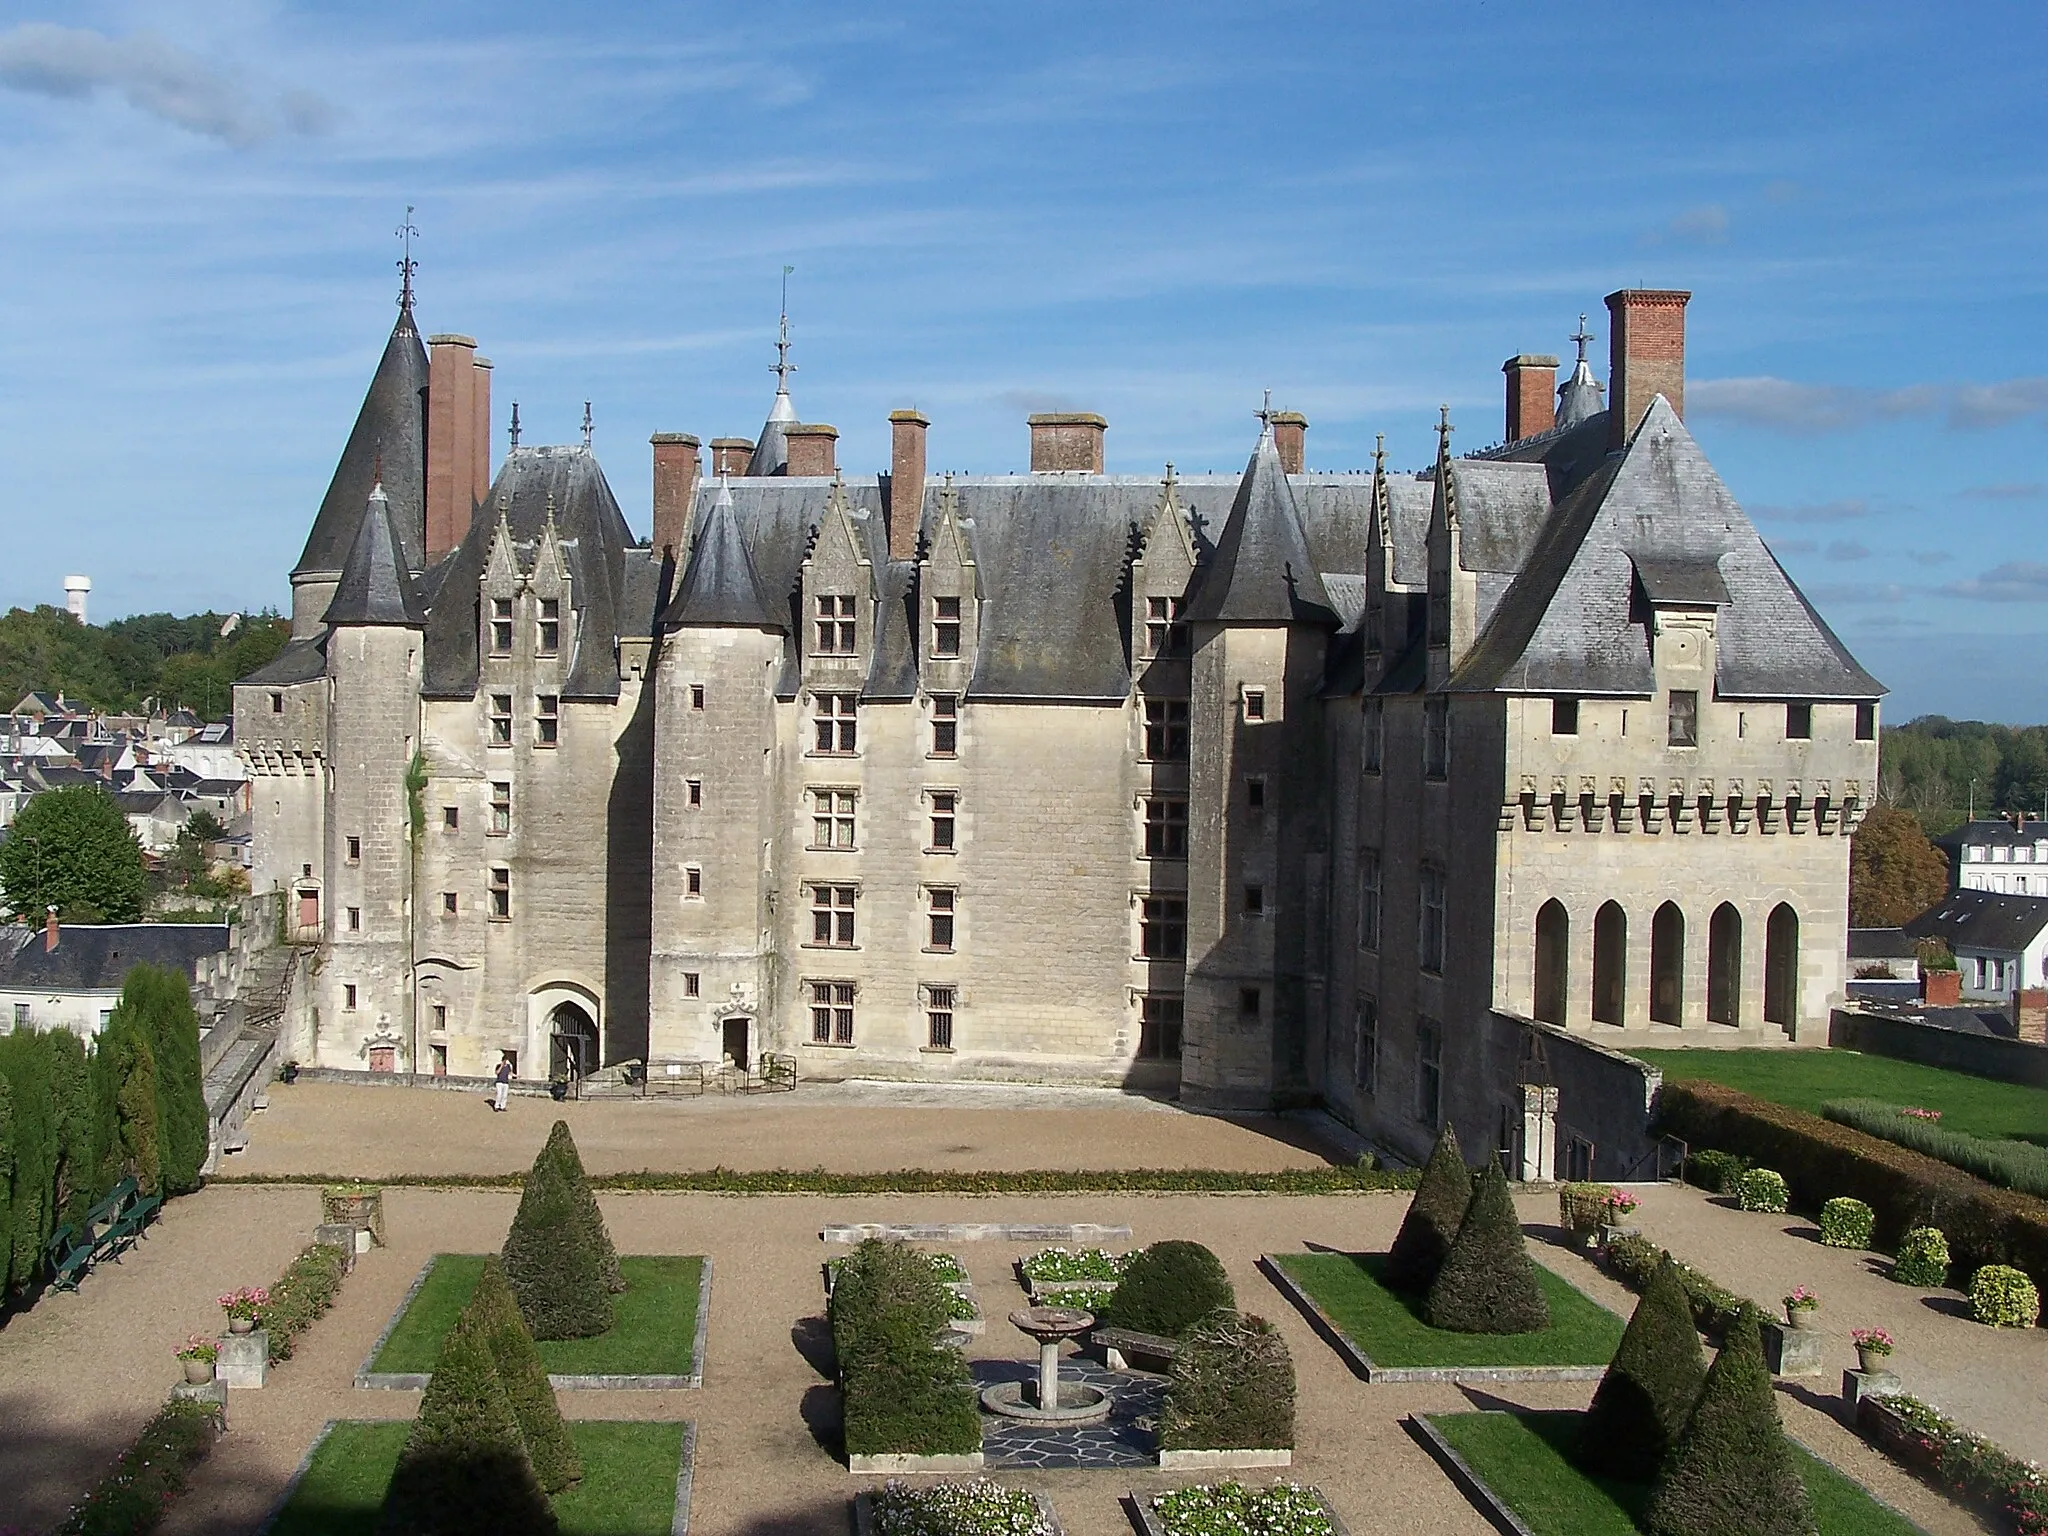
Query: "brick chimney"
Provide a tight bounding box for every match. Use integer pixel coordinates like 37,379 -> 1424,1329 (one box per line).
651,433 -> 702,561
710,438 -> 754,477
43,906 -> 57,952
1028,412 -> 1106,473
1502,355 -> 1559,443
1270,411 -> 1307,474
1606,289 -> 1691,448
426,335 -> 480,562
471,355 -> 493,508
2016,987 -> 2048,1045
784,424 -> 839,478
889,410 -> 928,560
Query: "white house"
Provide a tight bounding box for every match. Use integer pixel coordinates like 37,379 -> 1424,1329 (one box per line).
1938,816 -> 2048,896
0,917 -> 230,1039
1904,888 -> 2048,1002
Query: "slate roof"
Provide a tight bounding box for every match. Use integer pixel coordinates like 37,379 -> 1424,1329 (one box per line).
239,636 -> 329,687
323,485 -> 428,628
1937,818 -> 2048,854
1184,431 -> 1338,626
1848,928 -> 1918,960
292,304 -> 429,579
662,480 -> 782,630
0,923 -> 229,992
1904,887 -> 2048,953
747,387 -> 798,476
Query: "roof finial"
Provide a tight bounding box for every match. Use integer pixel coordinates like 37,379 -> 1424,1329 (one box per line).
772,264 -> 797,393
1256,389 -> 1274,434
395,205 -> 418,311
1571,312 -> 1594,364
373,434 -> 384,488
1437,405 -> 1454,454
581,401 -> 594,449
509,402 -> 521,449
1373,433 -> 1386,475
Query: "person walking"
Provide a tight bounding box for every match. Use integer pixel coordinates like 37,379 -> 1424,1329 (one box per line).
492,1056 -> 512,1113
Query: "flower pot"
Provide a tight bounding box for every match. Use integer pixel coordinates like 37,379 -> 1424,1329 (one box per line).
1856,1345 -> 1892,1374
182,1358 -> 215,1385
280,1063 -> 300,1084
1786,1304 -> 1820,1330
549,1080 -> 569,1101
229,1316 -> 255,1335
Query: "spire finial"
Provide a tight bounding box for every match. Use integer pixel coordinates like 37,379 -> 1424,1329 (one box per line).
772,264 -> 797,392
1571,312 -> 1594,364
581,402 -> 594,449
1255,389 -> 1274,433
395,205 -> 418,311
1373,433 -> 1386,475
508,402 -> 521,449
1437,405 -> 1454,454
1164,460 -> 1176,486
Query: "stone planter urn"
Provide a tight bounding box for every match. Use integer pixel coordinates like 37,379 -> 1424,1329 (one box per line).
182,1357 -> 215,1385
1787,1302 -> 1821,1330
1856,1344 -> 1892,1374
228,1316 -> 256,1335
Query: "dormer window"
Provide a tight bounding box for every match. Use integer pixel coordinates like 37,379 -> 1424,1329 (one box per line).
537,599 -> 560,656
815,596 -> 857,655
1146,596 -> 1189,657
491,598 -> 513,654
932,597 -> 962,658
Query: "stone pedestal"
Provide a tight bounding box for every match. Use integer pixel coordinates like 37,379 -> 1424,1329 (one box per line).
217,1330 -> 270,1388
171,1377 -> 227,1418
1598,1224 -> 1641,1248
313,1223 -> 358,1273
1841,1367 -> 1901,1418
321,1185 -> 385,1247
1764,1321 -> 1826,1377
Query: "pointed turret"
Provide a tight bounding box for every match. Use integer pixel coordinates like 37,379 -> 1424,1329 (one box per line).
1185,419 -> 1336,626
323,482 -> 427,628
662,480 -> 782,630
1557,313 -> 1606,428
746,384 -> 799,477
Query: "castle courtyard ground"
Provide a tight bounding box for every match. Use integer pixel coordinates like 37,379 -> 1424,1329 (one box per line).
0,1082 -> 2025,1536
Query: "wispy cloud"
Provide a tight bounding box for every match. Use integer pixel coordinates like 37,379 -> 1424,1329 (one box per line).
1642,203 -> 1729,246
0,23 -> 333,147
1692,375 -> 2048,433
1749,498 -> 1871,523
1942,562 -> 2048,602
1826,540 -> 1870,562
1906,549 -> 1954,567
1958,482 -> 2046,500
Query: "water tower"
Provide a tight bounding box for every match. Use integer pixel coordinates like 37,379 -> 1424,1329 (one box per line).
63,575 -> 90,625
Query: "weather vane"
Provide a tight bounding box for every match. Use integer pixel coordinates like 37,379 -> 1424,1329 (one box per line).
773,265 -> 797,389
582,401 -> 594,449
1571,313 -> 1594,362
395,205 -> 419,309
1256,389 -> 1274,430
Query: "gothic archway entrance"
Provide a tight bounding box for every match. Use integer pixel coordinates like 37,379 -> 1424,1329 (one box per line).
549,1001 -> 599,1081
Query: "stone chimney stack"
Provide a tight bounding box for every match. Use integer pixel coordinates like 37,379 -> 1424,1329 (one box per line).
1270,411 -> 1308,474
471,355 -> 493,508
426,334 -> 480,563
889,410 -> 928,560
2015,987 -> 2048,1045
784,424 -> 839,478
710,438 -> 754,477
651,433 -> 702,561
1502,355 -> 1559,443
1606,289 -> 1691,448
1028,412 -> 1106,473
43,906 -> 57,952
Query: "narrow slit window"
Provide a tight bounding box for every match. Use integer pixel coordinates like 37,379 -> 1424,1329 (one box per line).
931,695 -> 958,756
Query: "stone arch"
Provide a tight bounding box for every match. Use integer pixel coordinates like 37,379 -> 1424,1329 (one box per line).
548,999 -> 599,1081
1592,901 -> 1627,1025
1765,903 -> 1800,1031
1650,902 -> 1685,1025
1708,903 -> 1742,1026
1533,900 -> 1569,1025
526,979 -> 603,1078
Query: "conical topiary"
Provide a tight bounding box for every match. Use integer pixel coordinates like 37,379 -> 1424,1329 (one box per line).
539,1120 -> 623,1294
380,1310 -> 559,1536
1386,1123 -> 1470,1293
502,1144 -> 612,1340
1422,1160 -> 1550,1334
1642,1313 -> 1816,1536
1579,1255 -> 1708,1480
465,1258 -> 581,1493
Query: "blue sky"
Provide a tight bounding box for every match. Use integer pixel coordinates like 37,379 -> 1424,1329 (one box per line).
1,1 -> 2044,719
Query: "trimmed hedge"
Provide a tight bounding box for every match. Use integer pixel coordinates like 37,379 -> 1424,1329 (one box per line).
264,1241 -> 349,1363
1102,1240 -> 1234,1339
1580,1256 -> 1708,1482
1657,1080 -> 2048,1297
467,1257 -> 581,1493
1824,1098 -> 2048,1200
828,1238 -> 980,1459
829,1239 -> 952,1374
1387,1125 -> 1470,1293
214,1164 -> 1422,1195
501,1141 -> 611,1341
1735,1168 -> 1788,1213
1603,1234 -> 1767,1341
53,1396 -> 223,1536
1423,1161 -> 1548,1335
1684,1148 -> 1749,1195
1643,1313 -> 1815,1536
1160,1310 -> 1294,1452
538,1121 -> 623,1295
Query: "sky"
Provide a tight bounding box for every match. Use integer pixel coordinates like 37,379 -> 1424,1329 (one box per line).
0,2 -> 2045,720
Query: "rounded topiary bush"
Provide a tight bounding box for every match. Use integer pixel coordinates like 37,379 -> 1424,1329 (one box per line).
829,1240 -> 951,1374
1423,1161 -> 1549,1335
1734,1168 -> 1789,1214
1818,1197 -> 1875,1250
1579,1255 -> 1708,1482
1890,1226 -> 1950,1289
1386,1124 -> 1471,1294
1642,1313 -> 1814,1536
1968,1264 -> 2040,1328
501,1147 -> 612,1341
1102,1241 -> 1234,1339
1160,1310 -> 1295,1452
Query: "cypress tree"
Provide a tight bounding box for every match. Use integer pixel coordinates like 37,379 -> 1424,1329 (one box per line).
1580,1255 -> 1708,1480
1387,1123 -> 1472,1294
1643,1314 -> 1816,1536
1423,1160 -> 1550,1334
0,1073 -> 15,1299
118,965 -> 207,1194
501,1145 -> 611,1340
43,1029 -> 94,1227
465,1258 -> 581,1493
380,1311 -> 558,1536
538,1121 -> 622,1294
115,1031 -> 161,1197
0,1030 -> 55,1292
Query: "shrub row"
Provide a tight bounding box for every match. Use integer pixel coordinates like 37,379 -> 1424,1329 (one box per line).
1863,1393 -> 2047,1536
1158,1309 -> 1295,1452
264,1241 -> 349,1363
218,1164 -> 1420,1195
1603,1233 -> 1767,1340
1102,1241 -> 1234,1339
53,1396 -> 223,1536
827,1239 -> 980,1459
1657,1080 -> 2048,1295
1823,1098 -> 2048,1200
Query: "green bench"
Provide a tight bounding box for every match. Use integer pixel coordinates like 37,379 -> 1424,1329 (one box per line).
44,1177 -> 162,1289
45,1223 -> 94,1291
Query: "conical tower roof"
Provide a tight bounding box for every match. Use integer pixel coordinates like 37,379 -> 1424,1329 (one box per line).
661,479 -> 783,630
323,482 -> 427,627
746,385 -> 799,476
294,303 -> 429,579
1184,423 -> 1337,625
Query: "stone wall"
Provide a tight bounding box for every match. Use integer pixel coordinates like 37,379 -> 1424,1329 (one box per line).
1829,1007 -> 2048,1089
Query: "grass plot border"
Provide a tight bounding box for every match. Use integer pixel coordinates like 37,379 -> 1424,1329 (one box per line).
1404,1414 -> 1536,1536
1259,1256 -> 1609,1385
356,1254 -> 712,1390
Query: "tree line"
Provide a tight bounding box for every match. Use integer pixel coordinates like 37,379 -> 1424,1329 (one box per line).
1880,717 -> 2048,837
0,605 -> 289,720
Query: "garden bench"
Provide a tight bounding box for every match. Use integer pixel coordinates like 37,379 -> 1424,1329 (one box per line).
84,1177 -> 158,1264
45,1223 -> 95,1291
1092,1325 -> 1179,1373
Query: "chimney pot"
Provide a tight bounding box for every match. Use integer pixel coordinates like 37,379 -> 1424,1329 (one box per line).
1501,355 -> 1559,443
888,411 -> 928,561
710,438 -> 754,477
1606,289 -> 1691,449
783,423 -> 839,479
43,905 -> 57,952
1028,412 -> 1106,474
651,433 -> 702,561
1269,411 -> 1308,474
426,334 -> 481,564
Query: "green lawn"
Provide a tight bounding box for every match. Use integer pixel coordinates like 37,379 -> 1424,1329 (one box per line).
372,1255 -> 704,1377
1275,1252 -> 1624,1368
268,1420 -> 685,1536
1633,1048 -> 2047,1145
1428,1410 -> 1921,1536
